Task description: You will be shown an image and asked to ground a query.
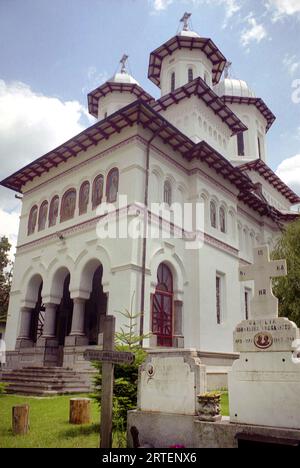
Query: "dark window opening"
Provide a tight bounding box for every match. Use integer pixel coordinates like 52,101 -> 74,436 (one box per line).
237,132 -> 245,156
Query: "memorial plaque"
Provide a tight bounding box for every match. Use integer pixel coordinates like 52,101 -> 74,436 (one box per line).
233,317 -> 299,353
84,349 -> 135,365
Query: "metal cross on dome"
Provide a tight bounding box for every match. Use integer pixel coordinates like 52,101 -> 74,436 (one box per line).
180,12 -> 192,31
239,245 -> 287,319
224,61 -> 232,79
120,54 -> 129,74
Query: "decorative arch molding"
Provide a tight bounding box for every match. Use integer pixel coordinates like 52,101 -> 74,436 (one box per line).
150,247 -> 187,300
71,244 -> 112,297
60,188 -> 76,222
43,256 -> 74,303
21,269 -> 45,308
27,205 -> 38,236
106,167 -> 119,203
44,266 -> 71,304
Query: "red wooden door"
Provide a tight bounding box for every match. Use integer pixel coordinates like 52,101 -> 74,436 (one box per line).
152,263 -> 173,347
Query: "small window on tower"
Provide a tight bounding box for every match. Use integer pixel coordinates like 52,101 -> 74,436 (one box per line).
171,72 -> 175,92
164,180 -> 172,206
237,132 -> 245,156
188,68 -> 193,83
258,136 -> 262,159
216,275 -> 222,324
210,201 -> 217,228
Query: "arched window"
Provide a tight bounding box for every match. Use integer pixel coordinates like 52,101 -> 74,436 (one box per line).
106,168 -> 119,203
152,263 -> 173,347
258,136 -> 262,159
219,206 -> 226,233
237,132 -> 245,156
92,175 -> 104,209
60,188 -> 76,222
171,72 -> 175,92
79,181 -> 90,215
164,180 -> 172,206
188,68 -> 194,83
38,201 -> 48,232
49,196 -> 59,227
28,205 -> 38,235
210,201 -> 217,228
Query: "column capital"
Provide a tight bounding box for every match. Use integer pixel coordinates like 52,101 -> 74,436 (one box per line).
70,290 -> 90,301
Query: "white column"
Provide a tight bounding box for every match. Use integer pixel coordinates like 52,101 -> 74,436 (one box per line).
18,307 -> 32,339
42,303 -> 57,338
70,298 -> 86,336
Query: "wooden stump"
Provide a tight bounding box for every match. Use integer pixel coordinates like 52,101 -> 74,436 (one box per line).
69,398 -> 91,425
12,404 -> 29,435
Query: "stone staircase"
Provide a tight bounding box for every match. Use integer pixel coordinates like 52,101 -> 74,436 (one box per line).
0,367 -> 92,396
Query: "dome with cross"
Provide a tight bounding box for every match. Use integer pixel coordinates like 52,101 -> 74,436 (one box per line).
87,55 -> 154,120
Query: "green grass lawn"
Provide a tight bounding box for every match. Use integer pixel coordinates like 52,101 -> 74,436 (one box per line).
0,392 -> 229,448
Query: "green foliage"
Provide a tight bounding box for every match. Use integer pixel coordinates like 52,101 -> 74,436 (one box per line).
92,301 -> 149,444
0,236 -> 13,324
0,382 -> 7,395
272,219 -> 300,327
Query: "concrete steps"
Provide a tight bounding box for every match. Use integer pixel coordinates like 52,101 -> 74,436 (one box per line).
0,367 -> 92,396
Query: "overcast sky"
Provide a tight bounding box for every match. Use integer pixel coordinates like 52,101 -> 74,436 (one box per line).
0,0 -> 300,253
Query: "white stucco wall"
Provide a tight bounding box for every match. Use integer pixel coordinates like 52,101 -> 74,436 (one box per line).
5,123 -> 283,354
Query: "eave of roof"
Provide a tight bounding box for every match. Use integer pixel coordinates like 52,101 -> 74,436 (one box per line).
221,95 -> 276,133
240,159 -> 300,205
148,35 -> 226,87
151,77 -> 248,135
0,100 -> 253,196
87,82 -> 155,118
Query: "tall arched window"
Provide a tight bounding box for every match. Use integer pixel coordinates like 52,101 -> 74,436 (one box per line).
79,181 -> 90,215
210,201 -> 217,228
60,188 -> 76,222
92,174 -> 104,209
237,132 -> 245,156
219,206 -> 226,233
28,205 -> 38,235
152,263 -> 173,347
38,201 -> 48,231
171,72 -> 175,92
106,168 -> 119,203
188,68 -> 194,83
49,196 -> 59,227
164,180 -> 172,206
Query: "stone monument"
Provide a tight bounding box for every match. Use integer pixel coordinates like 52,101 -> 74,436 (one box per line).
229,245 -> 300,429
127,349 -> 207,448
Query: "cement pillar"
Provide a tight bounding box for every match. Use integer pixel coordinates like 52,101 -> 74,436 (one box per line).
42,303 -> 57,338
18,307 -> 32,339
65,298 -> 88,347
16,307 -> 34,349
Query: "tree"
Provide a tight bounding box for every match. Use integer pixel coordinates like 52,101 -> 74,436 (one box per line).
272,219 -> 300,327
0,236 -> 13,324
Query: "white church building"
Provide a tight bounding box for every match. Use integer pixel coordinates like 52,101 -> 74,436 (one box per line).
1,14 -> 299,377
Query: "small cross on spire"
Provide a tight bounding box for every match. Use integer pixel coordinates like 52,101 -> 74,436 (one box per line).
120,54 -> 129,74
180,12 -> 192,31
224,61 -> 232,79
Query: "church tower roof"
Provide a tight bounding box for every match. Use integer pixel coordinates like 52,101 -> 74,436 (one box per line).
214,78 -> 256,99
148,13 -> 227,88
87,55 -> 154,118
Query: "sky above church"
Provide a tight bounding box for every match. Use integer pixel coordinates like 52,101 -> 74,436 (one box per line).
0,0 -> 300,252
